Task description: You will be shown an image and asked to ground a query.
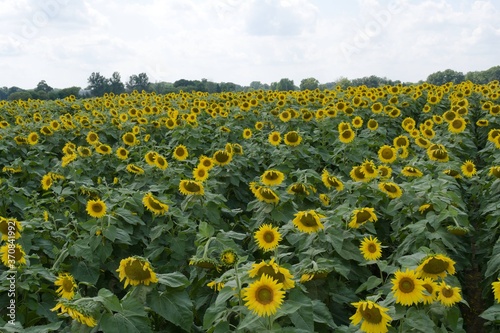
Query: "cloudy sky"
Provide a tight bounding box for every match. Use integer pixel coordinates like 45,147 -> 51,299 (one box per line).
0,0 -> 499,89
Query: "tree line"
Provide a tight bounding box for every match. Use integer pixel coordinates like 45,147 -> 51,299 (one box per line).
1,66 -> 499,101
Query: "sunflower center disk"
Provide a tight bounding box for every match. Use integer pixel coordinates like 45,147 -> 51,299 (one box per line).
287,133 -> 298,142
367,243 -> 378,253
265,172 -> 279,180
356,211 -> 371,224
256,286 -> 273,305
258,267 -> 284,283
184,182 -> 201,192
62,279 -> 74,292
260,189 -> 277,200
399,278 -> 415,293
360,306 -> 383,324
300,214 -> 318,227
382,149 -> 394,159
92,204 -> 103,213
263,231 -> 275,243
441,287 -> 454,298
124,260 -> 152,281
384,184 -> 397,193
148,198 -> 164,211
423,258 -> 448,274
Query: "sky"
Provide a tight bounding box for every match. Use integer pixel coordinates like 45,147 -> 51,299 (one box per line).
0,0 -> 499,90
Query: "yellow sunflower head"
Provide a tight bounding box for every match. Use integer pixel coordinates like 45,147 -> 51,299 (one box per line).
359,236 -> 382,261
416,254 -> 456,280
350,300 -> 392,333
142,192 -> 169,215
349,207 -> 377,228
421,277 -> 439,305
179,180 -> 205,196
321,170 -> 344,191
242,274 -> 285,317
1,244 -> 27,267
292,210 -> 325,233
378,182 -> 403,199
0,217 -> 22,241
173,144 -> 189,161
268,131 -> 282,146
248,258 -> 295,290
378,145 -> 397,164
254,224 -> 282,252
86,199 -> 107,218
212,150 -> 233,166
492,278 -> 500,303
55,273 -> 77,300
220,249 -> 238,267
401,166 -> 423,178
339,128 -> 355,144
437,282 -> 462,307
284,131 -> 302,146
391,268 -> 425,306
461,160 -> 476,178
116,256 -> 159,288
254,187 -> 280,204
261,170 -> 285,186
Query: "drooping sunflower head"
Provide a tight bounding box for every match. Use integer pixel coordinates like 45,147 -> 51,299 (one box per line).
361,160 -> 378,179
402,166 -> 423,178
179,180 -> 204,196
248,258 -> 295,290
378,182 -> 403,199
126,164 -> 144,175
261,170 -> 285,186
144,151 -> 157,165
254,224 -> 282,252
292,210 -> 325,233
212,150 -> 233,166
242,274 -> 285,317
1,244 -> 27,267
86,199 -> 107,219
427,145 -> 449,162
254,187 -> 280,204
287,183 -> 310,195
416,254 -> 456,280
349,207 -> 377,228
350,300 -> 392,333
359,236 -> 382,261
489,166 -> 500,179
142,193 -> 169,215
189,257 -> 220,270
116,256 -> 158,288
391,269 -> 425,306
55,273 -> 77,300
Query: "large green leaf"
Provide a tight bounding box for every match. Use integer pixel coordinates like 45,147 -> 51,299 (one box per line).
148,289 -> 193,332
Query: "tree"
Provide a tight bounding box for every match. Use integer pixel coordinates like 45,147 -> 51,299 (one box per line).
109,72 -> 125,94
276,78 -> 295,91
300,77 -> 319,91
426,69 -> 465,86
58,87 -> 81,99
35,80 -> 53,93
126,73 -> 150,92
8,91 -> 32,101
87,72 -> 109,96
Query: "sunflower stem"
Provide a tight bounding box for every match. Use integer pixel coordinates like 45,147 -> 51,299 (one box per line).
234,262 -> 244,325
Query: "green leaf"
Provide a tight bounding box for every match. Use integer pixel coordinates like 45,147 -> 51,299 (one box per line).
100,312 -> 152,333
148,289 -> 193,332
355,275 -> 382,293
114,207 -> 145,225
403,307 -> 436,331
312,300 -> 337,329
71,261 -> 100,285
11,193 -> 29,210
103,225 -> 132,244
94,288 -> 122,313
22,322 -> 62,333
480,304 -> 500,322
156,272 -> 189,288
199,221 -> 215,238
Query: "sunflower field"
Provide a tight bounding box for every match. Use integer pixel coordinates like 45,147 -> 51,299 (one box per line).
1,80 -> 500,333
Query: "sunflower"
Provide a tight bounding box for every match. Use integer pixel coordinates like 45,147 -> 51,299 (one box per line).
287,183 -> 312,195
61,153 -> 77,167
248,258 -> 295,290
268,131 -> 282,146
492,278 -> 500,302
427,145 -> 449,162
350,165 -> 369,182
401,166 -> 423,177
51,301 -> 97,327
122,132 -> 138,146
55,273 -> 77,300
96,144 -> 112,155
352,116 -> 363,128
461,160 -> 476,178
154,154 -> 168,170
359,236 -> 382,261
391,269 -> 425,306
339,128 -> 356,144
77,146 -> 92,157
0,217 -> 22,240
361,160 -> 378,180
378,145 -> 397,164
126,164 -> 144,175
416,254 -> 456,280
116,256 -> 158,288
179,180 -> 204,196
242,128 -> 252,139
254,224 -> 282,252
284,131 -> 302,146
421,278 -> 439,305
448,117 -> 466,134
86,131 -> 99,145
350,300 -> 392,333
114,147 -> 128,160
173,144 -> 189,161
371,102 -> 384,114
255,121 -> 264,130
243,274 -> 285,317
140,150 -> 156,165
142,193 -> 169,215
199,155 -> 215,170
349,207 -> 377,228
418,203 -> 433,214
377,165 -> 392,180
189,257 -> 220,270
378,182 -> 403,199
367,119 -> 378,131
489,166 -> 500,178
41,173 -> 53,190
1,243 -> 27,267
261,170 -> 285,186
437,283 -> 462,307
476,119 -> 489,127
193,166 -> 209,182
292,210 -> 325,233
86,199 -> 107,218
321,169 -> 344,191
27,132 -> 39,145
219,249 -> 238,267
319,193 -> 330,206
254,187 -> 280,204
213,150 -> 233,166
